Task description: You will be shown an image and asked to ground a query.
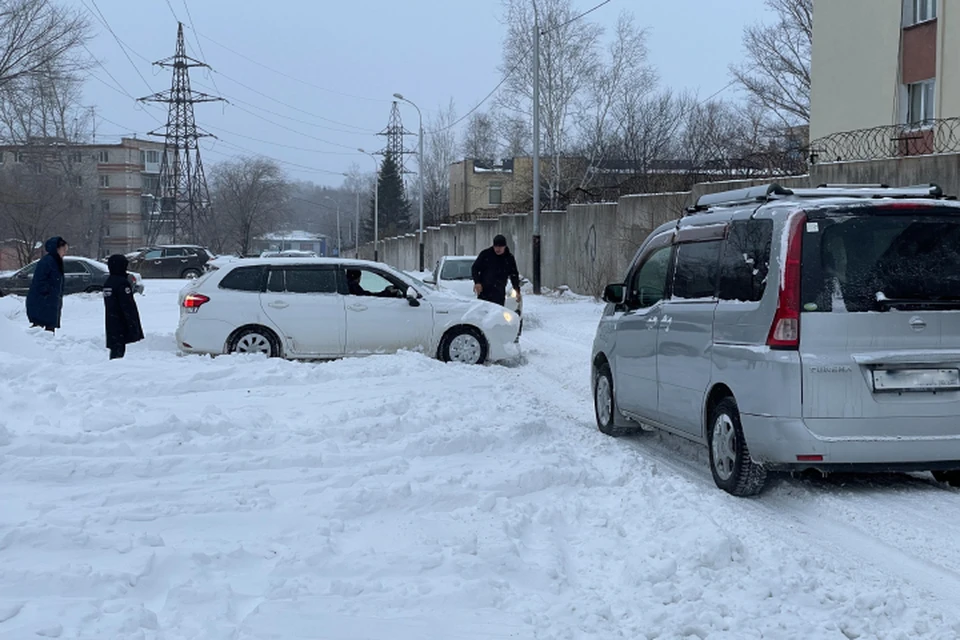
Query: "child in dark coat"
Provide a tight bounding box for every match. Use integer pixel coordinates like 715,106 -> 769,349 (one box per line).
103,254 -> 144,359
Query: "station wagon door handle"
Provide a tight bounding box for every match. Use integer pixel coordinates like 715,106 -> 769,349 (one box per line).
267,301 -> 289,309
646,316 -> 659,330
347,303 -> 367,312
180,259 -> 188,263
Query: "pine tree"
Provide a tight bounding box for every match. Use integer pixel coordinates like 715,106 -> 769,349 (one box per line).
362,151 -> 411,242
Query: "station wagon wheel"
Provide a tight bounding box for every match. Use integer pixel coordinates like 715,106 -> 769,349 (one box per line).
228,326 -> 280,357
440,327 -> 487,365
708,397 -> 767,497
181,268 -> 201,280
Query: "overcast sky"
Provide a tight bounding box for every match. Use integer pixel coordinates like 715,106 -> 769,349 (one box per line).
82,0 -> 773,187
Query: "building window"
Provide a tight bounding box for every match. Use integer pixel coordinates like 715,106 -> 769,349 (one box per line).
101,200 -> 110,213
488,181 -> 502,205
104,225 -> 110,237
99,174 -> 110,188
15,152 -> 24,163
75,175 -> 83,187
97,150 -> 109,163
0,151 -> 4,164
33,163 -> 42,174
907,79 -> 935,125
905,0 -> 936,25
69,151 -> 82,163
146,150 -> 160,163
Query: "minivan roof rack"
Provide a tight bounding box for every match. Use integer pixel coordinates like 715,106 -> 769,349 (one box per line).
687,182 -> 946,213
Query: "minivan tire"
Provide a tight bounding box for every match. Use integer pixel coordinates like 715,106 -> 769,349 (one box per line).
708,397 -> 767,497
594,361 -> 640,437
932,470 -> 960,487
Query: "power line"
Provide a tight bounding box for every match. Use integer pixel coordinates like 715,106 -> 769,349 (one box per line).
163,0 -> 179,22
542,0 -> 614,36
427,46 -> 532,134
189,27 -> 391,105
213,69 -> 376,133
203,124 -> 362,155
180,0 -> 223,97
203,138 -> 346,176
84,0 -> 156,94
191,79 -> 374,135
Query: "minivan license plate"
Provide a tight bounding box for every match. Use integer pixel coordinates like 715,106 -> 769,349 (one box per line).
872,369 -> 960,392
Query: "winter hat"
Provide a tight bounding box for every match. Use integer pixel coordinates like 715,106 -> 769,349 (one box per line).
493,234 -> 507,247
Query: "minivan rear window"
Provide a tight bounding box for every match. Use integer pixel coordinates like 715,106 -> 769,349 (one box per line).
801,211 -> 960,312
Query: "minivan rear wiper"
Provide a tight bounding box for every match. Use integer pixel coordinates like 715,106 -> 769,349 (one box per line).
875,295 -> 960,310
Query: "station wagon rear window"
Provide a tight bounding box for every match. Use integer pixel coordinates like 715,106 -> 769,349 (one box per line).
801,210 -> 960,312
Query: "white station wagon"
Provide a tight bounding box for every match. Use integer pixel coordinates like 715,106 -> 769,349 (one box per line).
176,258 -> 522,365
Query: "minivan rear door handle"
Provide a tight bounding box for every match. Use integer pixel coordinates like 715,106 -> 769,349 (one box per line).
660,315 -> 673,332
267,301 -> 289,309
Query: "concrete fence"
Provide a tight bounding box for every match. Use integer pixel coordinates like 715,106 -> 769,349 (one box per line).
361,153 -> 960,296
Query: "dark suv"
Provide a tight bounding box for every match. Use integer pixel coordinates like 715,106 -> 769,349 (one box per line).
128,245 -> 213,279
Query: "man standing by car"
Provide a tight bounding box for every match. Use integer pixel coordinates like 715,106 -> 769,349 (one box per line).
26,236 -> 68,333
472,234 -> 521,308
103,254 -> 144,359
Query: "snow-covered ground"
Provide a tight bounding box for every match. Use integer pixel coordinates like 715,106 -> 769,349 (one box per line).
2,280 -> 960,639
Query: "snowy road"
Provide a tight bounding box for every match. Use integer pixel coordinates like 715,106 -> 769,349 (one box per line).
2,280 -> 960,639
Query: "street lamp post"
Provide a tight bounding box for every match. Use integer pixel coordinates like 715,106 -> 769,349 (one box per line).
358,148 -> 380,262
393,93 -> 425,272
324,195 -> 341,257
344,172 -> 360,258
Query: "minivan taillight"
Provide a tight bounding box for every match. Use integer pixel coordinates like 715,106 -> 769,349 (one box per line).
766,211 -> 806,350
183,293 -> 210,312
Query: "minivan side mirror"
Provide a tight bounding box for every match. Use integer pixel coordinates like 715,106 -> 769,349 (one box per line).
423,275 -> 435,284
602,283 -> 625,305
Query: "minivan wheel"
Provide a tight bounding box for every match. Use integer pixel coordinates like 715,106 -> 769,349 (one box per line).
593,362 -> 638,437
182,268 -> 201,280
932,470 -> 960,487
708,397 -> 767,497
228,327 -> 280,357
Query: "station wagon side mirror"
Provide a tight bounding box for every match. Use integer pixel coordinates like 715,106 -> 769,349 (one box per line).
406,286 -> 421,307
602,283 -> 625,305
423,275 -> 435,284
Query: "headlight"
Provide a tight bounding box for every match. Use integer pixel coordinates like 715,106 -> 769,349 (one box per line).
503,311 -> 515,323
509,289 -> 517,299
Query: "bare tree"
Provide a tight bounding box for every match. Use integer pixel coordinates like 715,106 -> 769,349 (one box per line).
208,157 -> 288,256
730,0 -> 812,127
575,12 -> 655,191
423,99 -> 457,225
460,111 -> 497,162
496,111 -> 530,159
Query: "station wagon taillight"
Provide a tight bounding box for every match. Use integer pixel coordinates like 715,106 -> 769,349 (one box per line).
766,211 -> 806,350
183,293 -> 210,311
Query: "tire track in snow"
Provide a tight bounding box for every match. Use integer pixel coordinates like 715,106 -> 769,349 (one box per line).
518,308 -> 960,614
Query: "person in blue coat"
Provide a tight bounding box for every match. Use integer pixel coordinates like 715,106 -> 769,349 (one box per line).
26,236 -> 68,332
103,254 -> 144,359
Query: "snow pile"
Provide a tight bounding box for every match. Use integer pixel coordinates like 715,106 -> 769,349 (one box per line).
0,281 -> 959,638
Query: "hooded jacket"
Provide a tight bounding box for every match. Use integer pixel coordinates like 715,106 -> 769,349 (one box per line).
103,254 -> 144,348
25,237 -> 66,329
471,244 -> 520,305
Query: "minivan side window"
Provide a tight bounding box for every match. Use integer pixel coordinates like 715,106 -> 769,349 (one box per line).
718,219 -> 773,302
220,266 -> 265,292
672,240 -> 722,299
629,246 -> 672,308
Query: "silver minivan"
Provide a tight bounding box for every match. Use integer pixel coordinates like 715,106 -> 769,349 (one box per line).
592,183 -> 960,496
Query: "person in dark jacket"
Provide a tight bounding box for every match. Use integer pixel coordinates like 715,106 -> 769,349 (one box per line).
472,234 -> 521,307
103,254 -> 144,360
26,236 -> 68,332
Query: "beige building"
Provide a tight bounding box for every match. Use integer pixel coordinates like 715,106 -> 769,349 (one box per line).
0,137 -> 165,257
810,0 -> 955,148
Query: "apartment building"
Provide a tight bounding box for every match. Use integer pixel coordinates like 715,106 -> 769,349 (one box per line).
0,137 -> 165,258
810,0 -> 956,147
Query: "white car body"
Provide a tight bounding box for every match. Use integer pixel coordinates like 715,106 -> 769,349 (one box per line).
426,255 -> 522,314
176,258 -> 521,364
